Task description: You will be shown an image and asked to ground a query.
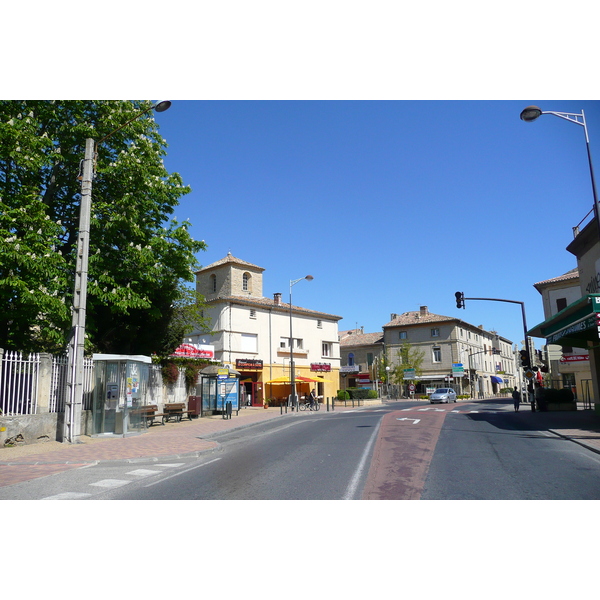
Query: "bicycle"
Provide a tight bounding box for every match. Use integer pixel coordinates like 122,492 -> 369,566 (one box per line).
299,400 -> 320,411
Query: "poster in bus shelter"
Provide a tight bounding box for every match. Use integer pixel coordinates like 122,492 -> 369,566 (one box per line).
216,378 -> 239,411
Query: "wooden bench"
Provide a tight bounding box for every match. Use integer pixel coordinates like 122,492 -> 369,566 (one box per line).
162,402 -> 192,423
129,405 -> 165,427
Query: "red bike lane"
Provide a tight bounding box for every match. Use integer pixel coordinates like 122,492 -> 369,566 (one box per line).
362,404 -> 469,500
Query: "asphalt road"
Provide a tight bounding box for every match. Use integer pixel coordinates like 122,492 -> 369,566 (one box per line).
421,398 -> 600,500
97,408 -> 389,500
2,399 -> 600,500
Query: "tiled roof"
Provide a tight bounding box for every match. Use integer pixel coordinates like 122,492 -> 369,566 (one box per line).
383,310 -> 456,328
339,332 -> 384,347
195,252 -> 265,273
206,295 -> 342,321
533,268 -> 578,289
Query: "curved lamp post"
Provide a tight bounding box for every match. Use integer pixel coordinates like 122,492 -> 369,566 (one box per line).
64,101 -> 171,443
289,275 -> 313,410
520,105 -> 599,233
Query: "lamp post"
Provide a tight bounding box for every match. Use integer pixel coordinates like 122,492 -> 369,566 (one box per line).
289,275 -> 313,410
63,101 -> 172,443
520,105 -> 599,233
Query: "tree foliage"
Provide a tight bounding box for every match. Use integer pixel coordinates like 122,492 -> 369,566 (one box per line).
0,100 -> 207,354
391,343 -> 425,385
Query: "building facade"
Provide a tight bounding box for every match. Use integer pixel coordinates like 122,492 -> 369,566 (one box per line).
188,253 -> 342,405
533,268 -> 592,399
339,329 -> 385,391
383,306 -> 516,397
529,215 -> 600,412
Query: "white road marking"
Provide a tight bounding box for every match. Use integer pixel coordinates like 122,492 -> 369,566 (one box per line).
126,469 -> 163,477
144,457 -> 222,488
42,492 -> 92,500
90,479 -> 131,488
396,418 -> 421,424
343,419 -> 382,500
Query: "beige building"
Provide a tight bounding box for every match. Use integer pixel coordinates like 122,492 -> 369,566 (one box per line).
383,306 -> 516,397
188,253 -> 342,405
339,329 -> 385,391
532,268 -> 592,399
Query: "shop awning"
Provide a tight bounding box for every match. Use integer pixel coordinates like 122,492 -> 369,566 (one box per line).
490,376 -> 504,384
528,294 -> 600,347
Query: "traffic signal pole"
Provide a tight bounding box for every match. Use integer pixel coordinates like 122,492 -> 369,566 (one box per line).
455,293 -> 531,370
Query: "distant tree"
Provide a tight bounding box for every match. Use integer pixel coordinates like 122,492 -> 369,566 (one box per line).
391,343 -> 425,385
0,100 -> 206,353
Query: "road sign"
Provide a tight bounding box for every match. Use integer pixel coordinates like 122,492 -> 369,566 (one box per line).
408,383 -> 416,392
524,370 -> 534,380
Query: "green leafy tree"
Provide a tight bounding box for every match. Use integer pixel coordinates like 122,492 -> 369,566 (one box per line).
0,100 -> 206,353
391,343 -> 425,385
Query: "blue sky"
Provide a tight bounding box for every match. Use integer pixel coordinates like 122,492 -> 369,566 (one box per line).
155,100 -> 600,349
10,2 -> 599,351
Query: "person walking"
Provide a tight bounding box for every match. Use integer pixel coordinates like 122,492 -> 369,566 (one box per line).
309,389 -> 317,410
511,386 -> 521,412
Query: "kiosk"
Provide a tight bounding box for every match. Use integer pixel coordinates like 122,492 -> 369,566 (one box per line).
92,354 -> 152,436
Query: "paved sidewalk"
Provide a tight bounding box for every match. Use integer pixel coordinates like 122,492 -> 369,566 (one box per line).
0,406 -> 296,487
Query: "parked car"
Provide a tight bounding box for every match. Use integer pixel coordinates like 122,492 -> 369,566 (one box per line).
429,388 -> 457,403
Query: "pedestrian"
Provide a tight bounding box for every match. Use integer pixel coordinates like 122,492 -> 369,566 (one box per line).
309,388 -> 317,409
511,386 -> 521,412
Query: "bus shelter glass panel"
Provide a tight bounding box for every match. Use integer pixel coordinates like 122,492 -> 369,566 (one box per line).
92,355 -> 151,436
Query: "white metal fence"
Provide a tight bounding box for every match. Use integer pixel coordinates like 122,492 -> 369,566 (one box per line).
50,354 -> 95,413
0,351 -> 40,416
1,350 -> 187,416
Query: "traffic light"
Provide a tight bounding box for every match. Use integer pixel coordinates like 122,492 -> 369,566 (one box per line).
519,349 -> 530,368
455,291 -> 465,309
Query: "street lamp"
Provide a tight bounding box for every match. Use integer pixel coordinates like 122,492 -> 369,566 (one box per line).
520,104 -> 599,233
289,275 -> 313,410
63,101 -> 172,444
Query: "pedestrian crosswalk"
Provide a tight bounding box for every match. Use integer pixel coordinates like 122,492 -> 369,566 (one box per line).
39,463 -> 187,500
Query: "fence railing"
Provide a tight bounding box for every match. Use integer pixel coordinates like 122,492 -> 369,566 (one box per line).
50,354 -> 95,413
0,350 -> 40,416
1,349 -> 192,417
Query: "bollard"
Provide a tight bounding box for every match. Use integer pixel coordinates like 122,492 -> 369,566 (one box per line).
327,397 -> 329,412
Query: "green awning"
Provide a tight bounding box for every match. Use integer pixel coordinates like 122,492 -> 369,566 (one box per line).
528,294 -> 600,346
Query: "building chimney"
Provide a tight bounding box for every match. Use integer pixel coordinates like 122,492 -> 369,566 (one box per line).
274,292 -> 282,305
420,306 -> 428,316
391,313 -> 398,321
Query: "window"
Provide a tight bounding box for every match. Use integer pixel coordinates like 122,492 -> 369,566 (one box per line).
432,346 -> 442,362
367,352 -> 373,366
348,353 -> 355,366
431,328 -> 439,337
242,272 -> 251,292
322,342 -> 332,357
210,274 -> 217,293
249,309 -> 256,319
317,320 -> 323,328
241,333 -> 257,353
556,298 -> 567,312
280,337 -> 288,349
399,331 -> 407,340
